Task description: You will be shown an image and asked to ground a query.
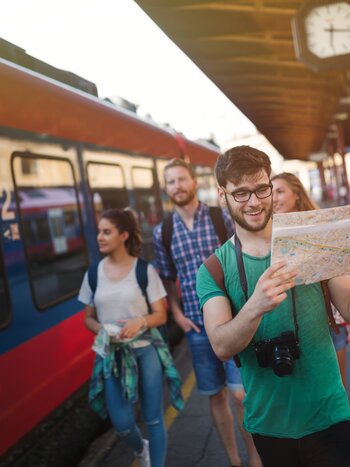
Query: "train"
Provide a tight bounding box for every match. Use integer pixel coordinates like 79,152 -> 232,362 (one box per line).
0,57 -> 222,456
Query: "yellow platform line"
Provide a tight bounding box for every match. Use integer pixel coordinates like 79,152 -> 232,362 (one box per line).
131,370 -> 195,466
165,370 -> 195,430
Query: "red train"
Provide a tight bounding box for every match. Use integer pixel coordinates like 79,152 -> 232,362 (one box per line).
0,57 -> 220,455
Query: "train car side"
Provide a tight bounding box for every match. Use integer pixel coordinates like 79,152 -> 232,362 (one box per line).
0,59 -> 220,455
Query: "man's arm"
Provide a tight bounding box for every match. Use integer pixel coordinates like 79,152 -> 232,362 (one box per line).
163,279 -> 200,333
328,275 -> 350,322
203,295 -> 263,360
201,261 -> 297,360
153,223 -> 200,333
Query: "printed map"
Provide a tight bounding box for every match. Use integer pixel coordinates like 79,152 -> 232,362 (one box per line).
271,205 -> 350,285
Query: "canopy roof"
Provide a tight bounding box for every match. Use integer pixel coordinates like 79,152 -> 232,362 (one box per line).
135,0 -> 350,160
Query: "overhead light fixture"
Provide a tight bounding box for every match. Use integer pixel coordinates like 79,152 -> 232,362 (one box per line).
334,112 -> 349,121
309,152 -> 328,162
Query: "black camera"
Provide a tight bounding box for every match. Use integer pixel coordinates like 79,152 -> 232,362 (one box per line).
254,331 -> 300,377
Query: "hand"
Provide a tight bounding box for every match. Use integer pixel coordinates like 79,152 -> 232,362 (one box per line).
117,317 -> 145,340
248,261 -> 297,318
173,312 -> 200,333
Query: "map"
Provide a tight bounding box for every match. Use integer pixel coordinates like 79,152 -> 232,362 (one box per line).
271,205 -> 350,285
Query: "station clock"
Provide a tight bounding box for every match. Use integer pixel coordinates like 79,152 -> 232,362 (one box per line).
292,0 -> 350,71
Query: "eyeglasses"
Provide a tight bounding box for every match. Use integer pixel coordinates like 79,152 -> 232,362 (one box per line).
222,184 -> 273,203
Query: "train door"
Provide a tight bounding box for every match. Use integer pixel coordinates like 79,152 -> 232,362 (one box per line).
156,159 -> 173,216
87,161 -> 128,221
84,149 -> 164,261
131,164 -> 163,260
0,239 -> 11,328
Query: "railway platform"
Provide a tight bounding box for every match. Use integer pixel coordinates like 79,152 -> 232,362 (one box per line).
77,338 -> 350,467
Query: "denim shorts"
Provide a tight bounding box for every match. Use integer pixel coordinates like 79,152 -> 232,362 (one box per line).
186,325 -> 243,395
330,325 -> 348,351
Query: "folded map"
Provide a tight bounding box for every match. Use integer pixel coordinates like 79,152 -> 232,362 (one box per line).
271,205 -> 350,285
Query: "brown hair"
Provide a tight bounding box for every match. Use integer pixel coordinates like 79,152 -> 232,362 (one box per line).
163,158 -> 196,180
271,172 -> 318,212
100,208 -> 142,256
215,145 -> 272,187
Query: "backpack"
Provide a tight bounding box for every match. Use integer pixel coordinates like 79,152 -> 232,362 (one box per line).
161,206 -> 229,261
88,257 -> 150,311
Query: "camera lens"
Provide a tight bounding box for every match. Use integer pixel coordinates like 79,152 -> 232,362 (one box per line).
271,345 -> 294,377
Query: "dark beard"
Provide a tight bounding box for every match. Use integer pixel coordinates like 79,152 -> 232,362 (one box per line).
226,199 -> 273,232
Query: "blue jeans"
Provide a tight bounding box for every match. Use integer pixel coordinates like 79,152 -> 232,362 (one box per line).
104,344 -> 167,467
330,325 -> 348,351
186,325 -> 243,395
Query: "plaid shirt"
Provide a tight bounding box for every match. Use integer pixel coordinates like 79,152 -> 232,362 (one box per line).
153,202 -> 235,325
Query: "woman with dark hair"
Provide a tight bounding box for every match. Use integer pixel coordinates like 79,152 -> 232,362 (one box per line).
78,208 -> 183,467
272,173 -> 348,387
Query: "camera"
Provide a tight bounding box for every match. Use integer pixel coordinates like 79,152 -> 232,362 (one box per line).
254,331 -> 300,377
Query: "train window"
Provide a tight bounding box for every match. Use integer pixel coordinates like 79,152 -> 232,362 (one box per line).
87,162 -> 129,222
195,166 -> 219,206
156,159 -> 173,216
12,154 -> 88,309
132,166 -> 162,261
0,245 -> 11,328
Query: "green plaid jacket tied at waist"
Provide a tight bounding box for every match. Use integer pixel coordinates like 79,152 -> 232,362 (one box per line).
89,328 -> 184,419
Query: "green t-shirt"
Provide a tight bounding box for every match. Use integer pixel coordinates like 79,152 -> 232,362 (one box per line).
196,240 -> 350,438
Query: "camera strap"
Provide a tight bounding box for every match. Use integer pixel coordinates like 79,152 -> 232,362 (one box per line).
234,234 -> 300,342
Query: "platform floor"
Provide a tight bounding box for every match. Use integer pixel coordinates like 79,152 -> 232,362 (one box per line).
77,338 -> 350,467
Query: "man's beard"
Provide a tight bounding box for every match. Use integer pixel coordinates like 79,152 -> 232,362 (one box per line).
169,188 -> 196,207
226,197 -> 273,232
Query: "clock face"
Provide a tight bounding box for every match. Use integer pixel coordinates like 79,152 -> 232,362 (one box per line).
305,2 -> 350,58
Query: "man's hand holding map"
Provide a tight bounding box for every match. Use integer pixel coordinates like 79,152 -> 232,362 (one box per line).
271,205 -> 350,285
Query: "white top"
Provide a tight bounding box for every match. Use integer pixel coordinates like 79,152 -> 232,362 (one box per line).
78,258 -> 167,347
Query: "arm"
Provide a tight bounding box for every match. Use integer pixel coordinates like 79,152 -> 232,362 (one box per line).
201,261 -> 297,360
84,305 -> 102,334
163,279 -> 200,333
153,223 -> 200,333
328,275 -> 350,322
118,298 -> 168,339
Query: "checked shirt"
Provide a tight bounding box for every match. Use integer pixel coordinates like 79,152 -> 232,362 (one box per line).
153,202 -> 235,326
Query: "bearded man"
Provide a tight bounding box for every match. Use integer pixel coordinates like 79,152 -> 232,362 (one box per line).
197,145 -> 350,467
153,158 -> 261,467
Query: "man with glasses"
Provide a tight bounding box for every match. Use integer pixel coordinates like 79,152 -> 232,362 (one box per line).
197,145 -> 350,467
153,158 -> 261,467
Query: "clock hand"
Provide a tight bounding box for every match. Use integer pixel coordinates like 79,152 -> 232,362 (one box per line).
327,24 -> 335,50
324,27 -> 350,32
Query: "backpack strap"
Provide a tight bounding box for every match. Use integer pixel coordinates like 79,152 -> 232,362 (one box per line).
88,262 -> 99,297
204,254 -> 227,295
203,253 -> 241,367
136,257 -> 151,313
161,214 -> 174,260
320,280 -> 339,334
208,206 -> 229,245
87,259 -> 152,314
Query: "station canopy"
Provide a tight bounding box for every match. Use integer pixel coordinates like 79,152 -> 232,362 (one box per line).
135,0 -> 350,160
